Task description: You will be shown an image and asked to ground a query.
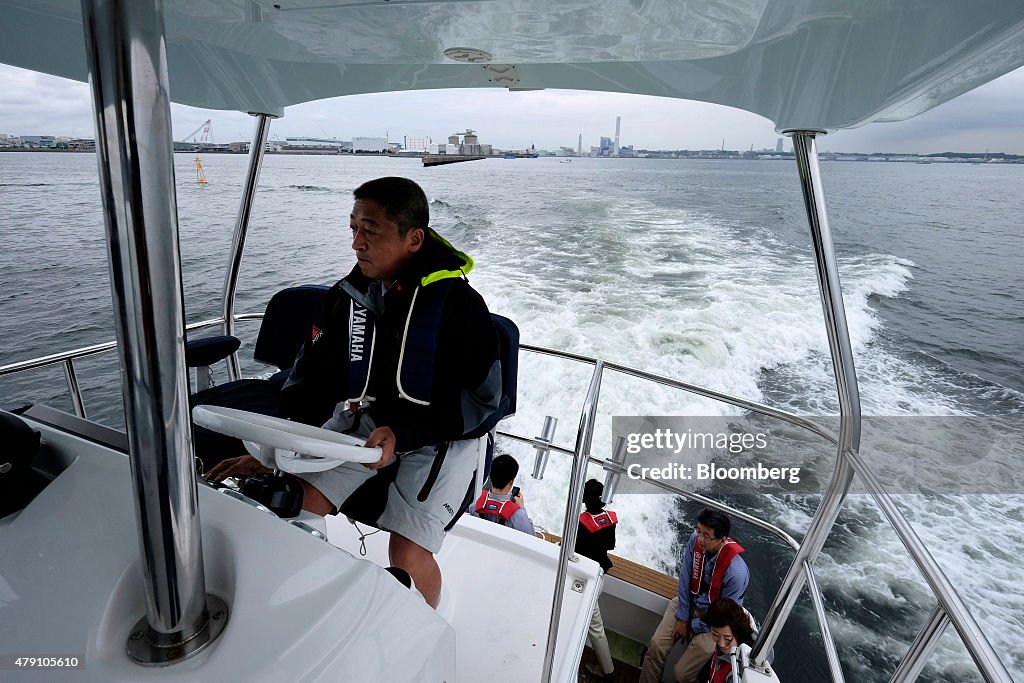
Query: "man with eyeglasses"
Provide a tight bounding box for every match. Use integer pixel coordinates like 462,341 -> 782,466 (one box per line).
639,508 -> 749,683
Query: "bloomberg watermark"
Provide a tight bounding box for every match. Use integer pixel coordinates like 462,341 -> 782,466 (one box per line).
612,416 -> 804,494
625,461 -> 801,485
611,415 -> 1024,495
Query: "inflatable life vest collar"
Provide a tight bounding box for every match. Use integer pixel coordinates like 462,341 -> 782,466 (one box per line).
690,536 -> 744,603
579,510 -> 618,534
396,285 -> 430,405
345,296 -> 377,403
474,489 -> 521,522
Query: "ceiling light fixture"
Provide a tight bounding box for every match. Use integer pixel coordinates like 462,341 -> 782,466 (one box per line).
443,47 -> 493,64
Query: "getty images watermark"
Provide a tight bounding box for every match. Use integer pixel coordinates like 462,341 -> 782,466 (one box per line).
611,415 -> 1024,495
611,416 -> 804,494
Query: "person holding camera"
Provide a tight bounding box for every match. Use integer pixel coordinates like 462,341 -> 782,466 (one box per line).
470,453 -> 535,536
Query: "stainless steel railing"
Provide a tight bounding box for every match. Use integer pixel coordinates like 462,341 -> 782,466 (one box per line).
222,114 -> 275,383
0,316 -> 260,418
1,317 -> 1011,683
1,340 -> 117,418
540,360 -> 603,683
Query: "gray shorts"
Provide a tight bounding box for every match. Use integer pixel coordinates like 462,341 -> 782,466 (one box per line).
301,407 -> 478,554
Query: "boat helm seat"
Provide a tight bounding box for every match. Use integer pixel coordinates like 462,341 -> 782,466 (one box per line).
190,284 -> 330,471
448,314 -> 519,528
472,314 -> 519,439
187,284 -> 330,391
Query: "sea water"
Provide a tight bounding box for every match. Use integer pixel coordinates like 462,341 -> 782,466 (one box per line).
1,152 -> 1021,682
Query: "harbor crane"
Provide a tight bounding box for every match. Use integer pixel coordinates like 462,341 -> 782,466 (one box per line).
180,118 -> 213,145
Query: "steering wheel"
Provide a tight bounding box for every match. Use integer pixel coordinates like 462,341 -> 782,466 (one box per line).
192,405 -> 382,473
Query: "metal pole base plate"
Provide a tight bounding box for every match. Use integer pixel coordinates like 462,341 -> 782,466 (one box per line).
127,594 -> 229,666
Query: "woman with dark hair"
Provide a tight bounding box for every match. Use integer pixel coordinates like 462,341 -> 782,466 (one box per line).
577,478 -> 617,571
699,598 -> 756,683
575,479 -> 618,681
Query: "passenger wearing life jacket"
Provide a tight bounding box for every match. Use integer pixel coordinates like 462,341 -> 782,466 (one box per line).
469,454 -> 535,535
639,508 -> 750,683
575,479 -> 618,682
698,598 -> 757,683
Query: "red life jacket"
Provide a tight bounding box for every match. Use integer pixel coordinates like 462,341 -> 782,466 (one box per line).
708,649 -> 732,683
474,489 -> 521,523
691,537 -> 744,603
579,510 -> 618,533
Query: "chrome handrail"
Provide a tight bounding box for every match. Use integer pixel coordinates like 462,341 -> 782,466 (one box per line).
845,446 -> 1011,682
0,318 -> 235,377
0,340 -> 118,376
522,342 -> 838,445
83,0 -> 219,662
0,316 -> 254,414
63,360 -> 87,419
890,606 -> 949,683
497,432 -> 803,552
511,342 -> 1009,682
750,131 -> 859,682
541,361 -> 603,683
805,561 -> 845,683
508,354 -> 841,682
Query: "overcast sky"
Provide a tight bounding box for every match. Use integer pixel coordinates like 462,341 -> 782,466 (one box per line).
2,63 -> 1024,154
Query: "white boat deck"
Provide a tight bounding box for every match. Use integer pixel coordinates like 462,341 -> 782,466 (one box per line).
1,420 -> 455,682
324,512 -> 603,682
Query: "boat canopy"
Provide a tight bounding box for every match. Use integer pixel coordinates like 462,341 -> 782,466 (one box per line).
2,0 -> 1024,130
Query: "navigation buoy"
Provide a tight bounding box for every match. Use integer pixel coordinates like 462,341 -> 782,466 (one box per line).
195,155 -> 207,184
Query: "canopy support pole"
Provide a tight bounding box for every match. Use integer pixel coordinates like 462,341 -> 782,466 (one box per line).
81,0 -> 227,665
750,130 -> 860,678
223,113 -> 275,382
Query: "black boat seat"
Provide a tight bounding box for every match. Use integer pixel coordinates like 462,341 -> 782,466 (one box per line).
185,335 -> 241,370
190,284 -> 330,470
445,313 -> 520,530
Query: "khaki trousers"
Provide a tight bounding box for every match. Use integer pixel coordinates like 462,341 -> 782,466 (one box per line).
588,603 -> 614,675
639,597 -> 717,683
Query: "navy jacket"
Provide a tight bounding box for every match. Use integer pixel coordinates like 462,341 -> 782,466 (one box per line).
280,230 -> 501,453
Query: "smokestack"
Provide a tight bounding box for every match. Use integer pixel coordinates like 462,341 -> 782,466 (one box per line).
578,133 -> 582,155
613,116 -> 621,156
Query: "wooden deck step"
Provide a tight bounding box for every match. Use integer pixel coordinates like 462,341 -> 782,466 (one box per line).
539,531 -> 677,599
606,555 -> 677,599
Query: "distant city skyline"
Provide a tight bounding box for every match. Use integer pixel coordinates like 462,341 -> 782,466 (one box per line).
2,64 -> 1024,155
